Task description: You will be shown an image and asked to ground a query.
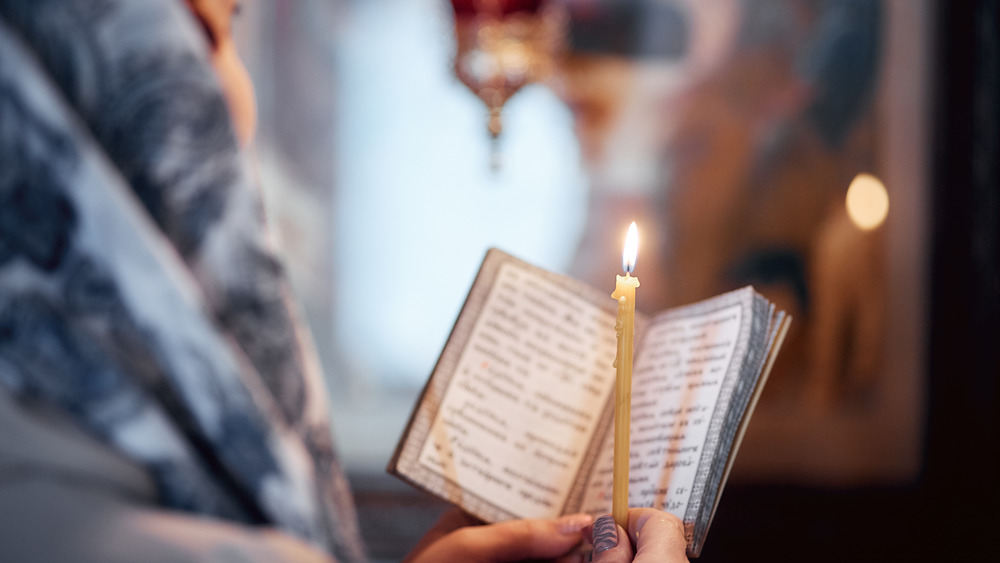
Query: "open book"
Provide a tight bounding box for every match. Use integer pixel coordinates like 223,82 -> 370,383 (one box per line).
388,249 -> 790,557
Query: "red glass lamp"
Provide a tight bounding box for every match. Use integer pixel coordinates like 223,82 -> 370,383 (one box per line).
449,0 -> 562,144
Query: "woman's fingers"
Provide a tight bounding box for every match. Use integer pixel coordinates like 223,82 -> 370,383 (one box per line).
590,509 -> 690,563
403,508 -> 482,561
405,511 -> 593,563
589,515 -> 632,563
627,509 -> 689,562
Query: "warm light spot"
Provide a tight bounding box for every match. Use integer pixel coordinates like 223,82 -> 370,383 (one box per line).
846,173 -> 889,230
622,221 -> 639,274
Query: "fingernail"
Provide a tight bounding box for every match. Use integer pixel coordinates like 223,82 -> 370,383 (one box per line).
592,515 -> 618,553
555,512 -> 594,534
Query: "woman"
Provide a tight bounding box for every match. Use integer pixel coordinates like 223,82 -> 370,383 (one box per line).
0,0 -> 687,561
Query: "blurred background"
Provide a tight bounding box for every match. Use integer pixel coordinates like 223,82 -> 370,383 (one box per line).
233,0 -> 998,561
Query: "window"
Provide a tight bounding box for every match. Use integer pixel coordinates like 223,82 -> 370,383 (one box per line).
239,0 -> 588,471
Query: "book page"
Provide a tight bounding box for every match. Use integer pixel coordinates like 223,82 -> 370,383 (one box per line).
390,252 -> 786,555
414,260 -> 618,519
578,301 -> 743,518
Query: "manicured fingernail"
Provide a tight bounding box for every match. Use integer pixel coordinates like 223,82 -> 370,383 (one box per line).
555,513 -> 594,534
592,515 -> 618,553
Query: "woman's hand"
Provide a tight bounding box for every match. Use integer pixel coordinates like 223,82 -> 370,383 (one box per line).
589,508 -> 689,563
404,508 -> 593,563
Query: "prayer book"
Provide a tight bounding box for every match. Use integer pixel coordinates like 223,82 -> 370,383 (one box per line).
388,248 -> 790,557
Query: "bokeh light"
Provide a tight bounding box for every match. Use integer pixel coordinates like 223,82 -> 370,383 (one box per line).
846,173 -> 889,230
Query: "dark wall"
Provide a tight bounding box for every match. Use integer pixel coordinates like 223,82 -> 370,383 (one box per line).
698,1 -> 1000,561
925,0 -> 1000,558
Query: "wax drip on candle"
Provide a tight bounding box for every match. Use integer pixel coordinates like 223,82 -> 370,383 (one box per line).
611,220 -> 639,529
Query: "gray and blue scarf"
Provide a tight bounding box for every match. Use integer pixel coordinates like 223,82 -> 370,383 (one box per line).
0,0 -> 364,560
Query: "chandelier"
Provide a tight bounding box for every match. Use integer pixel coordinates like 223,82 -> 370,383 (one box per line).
449,0 -> 563,147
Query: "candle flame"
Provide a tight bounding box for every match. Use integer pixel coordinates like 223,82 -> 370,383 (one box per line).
622,221 -> 638,274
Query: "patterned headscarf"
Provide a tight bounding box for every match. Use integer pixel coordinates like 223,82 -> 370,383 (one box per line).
0,0 -> 365,560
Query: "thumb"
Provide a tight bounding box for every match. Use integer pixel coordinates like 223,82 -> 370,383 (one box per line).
589,515 -> 632,563
590,509 -> 690,563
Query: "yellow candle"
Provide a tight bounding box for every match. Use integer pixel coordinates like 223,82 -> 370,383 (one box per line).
611,221 -> 639,530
